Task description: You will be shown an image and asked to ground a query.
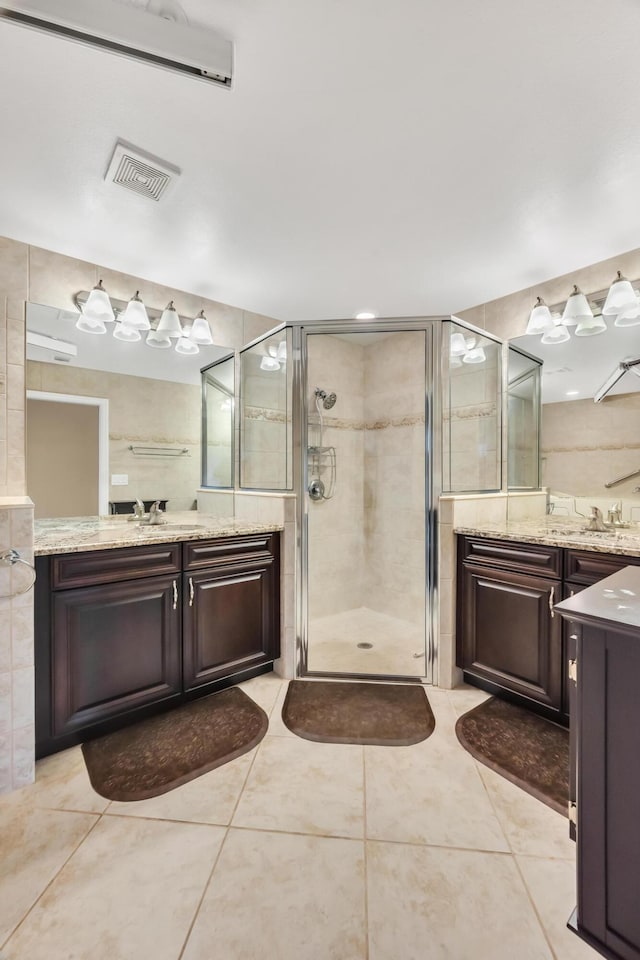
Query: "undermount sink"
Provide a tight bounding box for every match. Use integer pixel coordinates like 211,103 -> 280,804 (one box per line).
137,522 -> 204,531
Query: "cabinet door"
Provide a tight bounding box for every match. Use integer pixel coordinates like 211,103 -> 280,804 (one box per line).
459,563 -> 563,716
183,560 -> 279,690
577,625 -> 640,959
52,574 -> 181,736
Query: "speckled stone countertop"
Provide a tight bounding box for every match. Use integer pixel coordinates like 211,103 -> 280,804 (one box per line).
34,512 -> 283,557
454,517 -> 640,557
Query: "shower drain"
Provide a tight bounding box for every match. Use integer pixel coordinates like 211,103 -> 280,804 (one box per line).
357,642 -> 373,649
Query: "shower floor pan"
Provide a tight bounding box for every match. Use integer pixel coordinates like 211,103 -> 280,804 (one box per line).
307,606 -> 425,677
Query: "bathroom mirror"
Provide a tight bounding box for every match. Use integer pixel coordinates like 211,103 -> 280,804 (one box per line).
201,354 -> 235,489
443,320 -> 502,493
239,326 -> 293,491
25,301 -> 232,519
507,346 -> 541,490
509,319 -> 640,501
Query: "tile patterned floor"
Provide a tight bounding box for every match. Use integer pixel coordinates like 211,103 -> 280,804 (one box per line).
0,678 -> 593,960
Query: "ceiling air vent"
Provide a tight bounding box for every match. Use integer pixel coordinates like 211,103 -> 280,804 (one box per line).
105,140 -> 180,202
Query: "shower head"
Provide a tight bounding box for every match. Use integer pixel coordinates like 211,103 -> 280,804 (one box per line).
315,388 -> 337,409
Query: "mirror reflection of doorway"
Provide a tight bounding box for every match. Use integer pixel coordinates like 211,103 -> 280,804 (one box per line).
26,391 -> 109,519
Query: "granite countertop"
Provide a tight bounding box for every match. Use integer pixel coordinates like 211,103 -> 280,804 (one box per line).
555,565 -> 640,631
34,512 -> 283,556
454,517 -> 640,557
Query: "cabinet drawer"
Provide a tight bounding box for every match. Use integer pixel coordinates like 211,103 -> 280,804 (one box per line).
183,533 -> 279,570
564,549 -> 640,586
52,543 -> 182,589
460,536 -> 562,579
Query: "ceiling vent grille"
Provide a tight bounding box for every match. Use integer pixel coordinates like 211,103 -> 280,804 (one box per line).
105,140 -> 180,201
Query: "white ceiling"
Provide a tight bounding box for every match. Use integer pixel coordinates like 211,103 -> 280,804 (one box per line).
3,1 -> 640,323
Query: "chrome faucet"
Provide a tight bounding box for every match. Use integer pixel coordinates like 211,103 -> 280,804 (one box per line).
144,501 -> 165,525
127,498 -> 146,521
607,502 -> 624,526
586,506 -> 608,532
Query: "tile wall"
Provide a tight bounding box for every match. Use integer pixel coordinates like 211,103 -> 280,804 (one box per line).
363,331 -> 426,626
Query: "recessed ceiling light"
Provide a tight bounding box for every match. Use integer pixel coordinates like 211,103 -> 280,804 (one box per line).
566,390 -> 580,396
355,311 -> 376,320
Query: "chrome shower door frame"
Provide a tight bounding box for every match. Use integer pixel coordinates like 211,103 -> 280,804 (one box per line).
293,317 -> 445,685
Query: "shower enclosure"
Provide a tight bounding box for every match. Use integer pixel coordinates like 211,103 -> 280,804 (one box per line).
231,316 -> 503,685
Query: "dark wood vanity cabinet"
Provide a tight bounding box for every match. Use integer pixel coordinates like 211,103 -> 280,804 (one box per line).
51,574 -> 182,737
457,537 -> 563,721
457,536 -> 640,724
35,533 -> 280,757
556,570 -> 640,960
182,535 -> 280,691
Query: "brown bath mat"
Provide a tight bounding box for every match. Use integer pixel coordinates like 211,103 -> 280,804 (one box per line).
455,696 -> 569,816
282,680 -> 435,746
82,687 -> 268,802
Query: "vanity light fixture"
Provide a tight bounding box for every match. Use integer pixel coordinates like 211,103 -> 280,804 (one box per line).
81,280 -> 115,324
156,301 -> 183,338
119,291 -> 150,330
72,287 -> 216,355
527,271 -> 640,346
525,297 -> 555,336
449,333 -> 487,365
259,341 -> 287,371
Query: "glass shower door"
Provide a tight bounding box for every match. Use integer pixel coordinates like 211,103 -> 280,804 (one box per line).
304,328 -> 428,678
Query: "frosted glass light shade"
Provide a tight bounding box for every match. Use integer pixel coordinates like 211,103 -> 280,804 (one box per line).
113,322 -> 141,342
277,340 -> 287,361
146,330 -> 172,348
450,332 -> 468,356
541,322 -> 570,345
602,271 -> 636,316
575,314 -> 607,337
562,285 -> 593,326
260,356 -> 280,371
526,297 -> 554,335
189,311 -> 213,345
121,292 -> 150,330
156,301 -> 183,338
175,337 -> 200,355
83,280 -> 115,322
463,345 -> 486,364
614,299 -> 640,327
76,314 -> 106,335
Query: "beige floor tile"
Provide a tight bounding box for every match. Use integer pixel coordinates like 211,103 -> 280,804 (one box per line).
517,855 -> 593,960
0,746 -> 109,815
0,806 -> 97,946
232,735 -> 364,838
367,840 -> 553,960
238,672 -> 284,715
106,748 -> 256,825
447,683 -> 492,718
182,828 -> 366,960
479,766 -> 575,859
365,733 -> 509,851
2,815 -> 226,960
266,680 -> 298,737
